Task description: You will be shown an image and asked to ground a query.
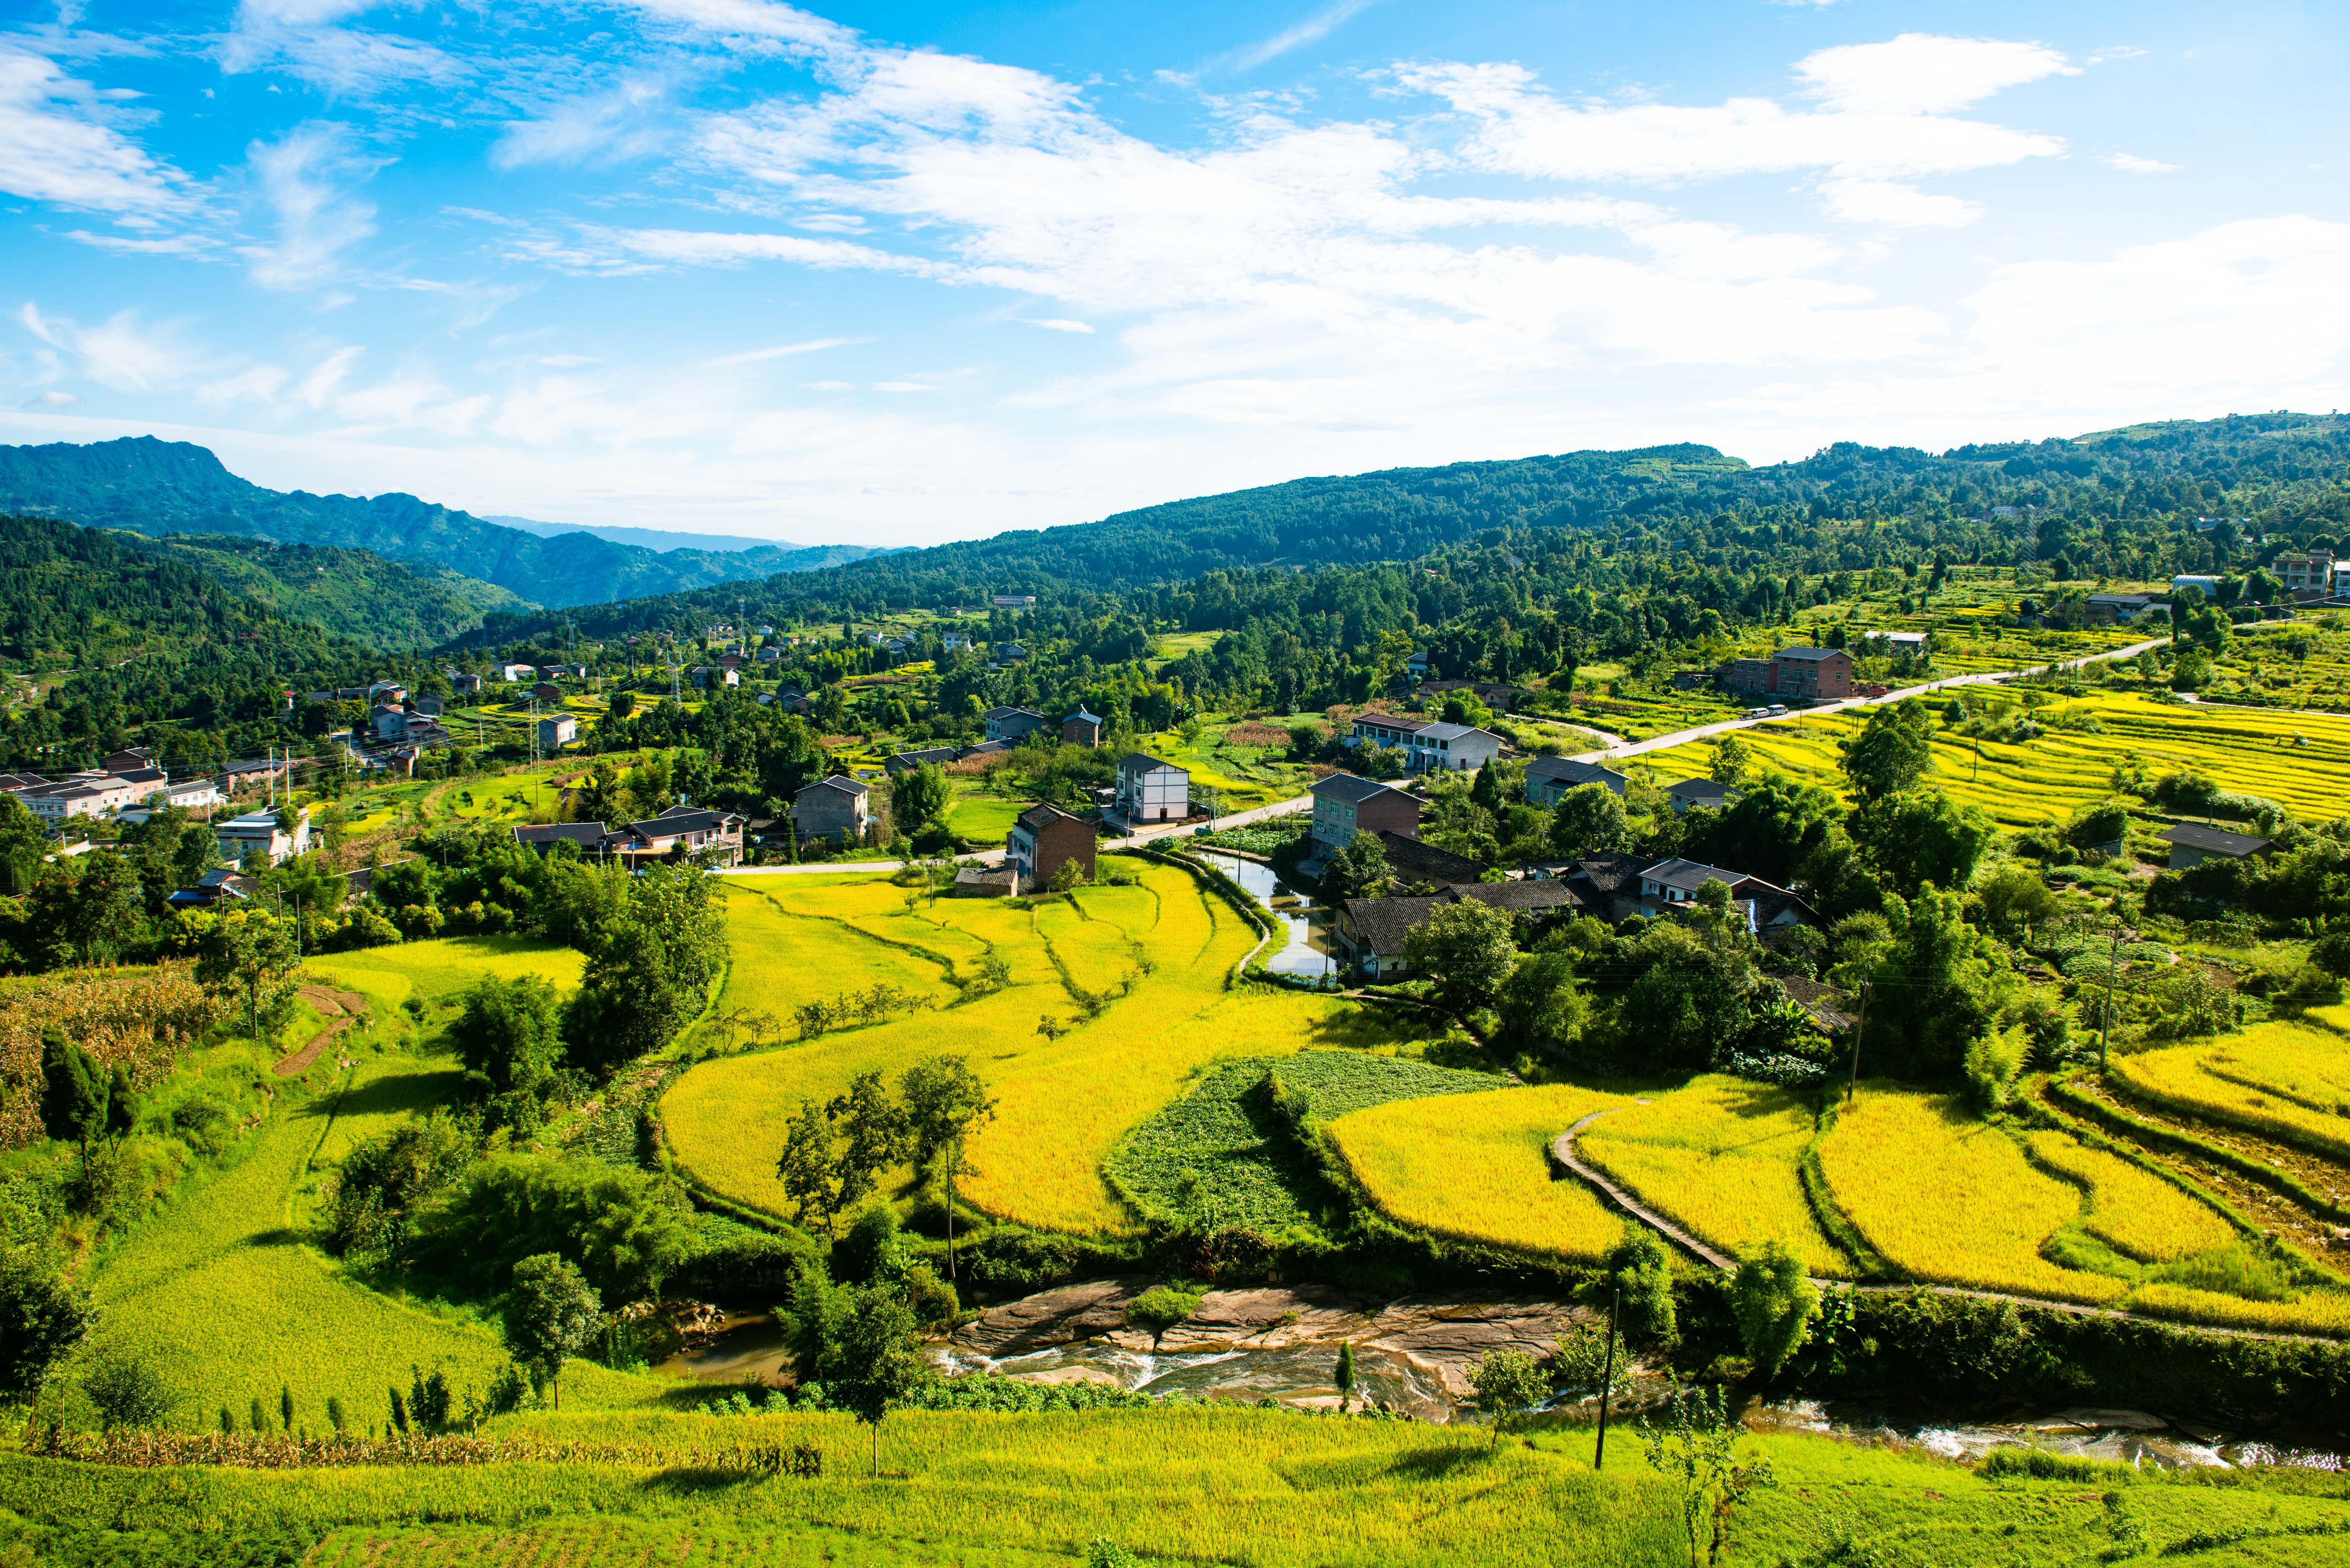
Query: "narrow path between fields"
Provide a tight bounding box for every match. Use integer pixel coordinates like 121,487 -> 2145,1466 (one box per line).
1548,1108 -> 2342,1347
274,985 -> 366,1077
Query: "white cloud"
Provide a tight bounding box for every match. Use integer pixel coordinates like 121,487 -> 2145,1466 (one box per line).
873,380 -> 934,391
1793,33 -> 2076,116
220,0 -> 467,93
703,336 -> 863,365
17,300 -> 220,390
493,68 -> 686,169
1026,319 -> 1095,333
0,46 -> 190,216
1214,0 -> 1376,74
1817,177 -> 1981,229
241,122 -> 379,289
2106,152 -> 2180,174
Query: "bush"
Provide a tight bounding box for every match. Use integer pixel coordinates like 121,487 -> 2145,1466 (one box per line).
1124,1285 -> 1204,1337
1978,1446 -> 2134,1483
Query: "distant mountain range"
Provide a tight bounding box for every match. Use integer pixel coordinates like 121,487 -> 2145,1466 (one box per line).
0,437 -> 885,612
480,515 -> 810,555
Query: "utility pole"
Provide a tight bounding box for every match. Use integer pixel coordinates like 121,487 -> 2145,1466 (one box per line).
2099,923 -> 2123,1071
1593,1285 -> 1621,1471
1844,980 -> 1871,1107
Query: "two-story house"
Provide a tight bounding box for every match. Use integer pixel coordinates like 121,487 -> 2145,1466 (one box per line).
792,775 -> 871,844
1115,753 -> 1189,823
1719,646 -> 1854,702
1006,803 -> 1095,889
613,805 -> 745,866
1308,774 -> 1421,857
217,806 -> 310,866
538,715 -> 578,750
1062,709 -> 1104,748
982,706 -> 1047,742
1351,712 -> 1433,751
1407,722 -> 1502,773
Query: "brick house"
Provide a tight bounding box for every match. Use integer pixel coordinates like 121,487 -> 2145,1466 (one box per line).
983,706 -> 1047,742
1006,802 -> 1096,889
1308,773 -> 1420,856
1062,709 -> 1104,747
792,775 -> 871,843
1720,647 -> 1853,702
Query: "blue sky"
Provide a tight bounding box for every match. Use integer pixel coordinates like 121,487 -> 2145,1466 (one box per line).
1,0 -> 2345,546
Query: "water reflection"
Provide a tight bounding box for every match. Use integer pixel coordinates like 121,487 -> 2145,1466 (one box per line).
1193,850 -> 1339,981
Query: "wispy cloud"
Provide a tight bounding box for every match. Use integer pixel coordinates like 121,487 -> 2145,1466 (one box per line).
1026,319 -> 1095,334
703,335 -> 864,365
0,45 -> 192,217
241,122 -> 379,289
1213,0 -> 1375,74
2106,151 -> 2180,174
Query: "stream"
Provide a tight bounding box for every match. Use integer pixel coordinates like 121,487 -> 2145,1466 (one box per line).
1192,850 -> 1340,981
659,1312 -> 2342,1472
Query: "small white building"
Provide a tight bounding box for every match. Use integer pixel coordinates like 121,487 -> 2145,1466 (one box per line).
1408,722 -> 1502,773
217,807 -> 311,867
19,775 -> 140,821
498,663 -> 536,683
1115,752 -> 1189,823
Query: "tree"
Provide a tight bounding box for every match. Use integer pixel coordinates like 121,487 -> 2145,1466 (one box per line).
1466,1347 -> 1546,1448
1549,783 -> 1630,858
195,912 -> 299,1036
1971,862 -> 2056,943
1402,899 -> 1518,1018
832,1283 -> 930,1475
1608,922 -> 1750,1074
451,975 -> 567,1121
1849,790 -> 1993,897
1641,1384 -> 1776,1568
1607,1223 -> 1676,1346
0,1254 -> 94,1410
1334,1340 -> 1356,1414
39,1030 -> 109,1159
1709,733 -> 1752,787
1862,886 -> 2003,1080
777,1098 -> 840,1231
899,1054 -> 996,1279
504,1253 -> 603,1410
1323,830 -> 1389,899
2065,798 -> 2133,853
1728,1241 -> 1819,1378
1840,701 -> 1935,801
82,1350 -> 172,1433
890,763 -> 952,835
1493,950 -> 1588,1059
827,1070 -> 908,1219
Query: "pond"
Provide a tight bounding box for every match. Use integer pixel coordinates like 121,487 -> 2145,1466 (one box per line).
1192,850 -> 1340,981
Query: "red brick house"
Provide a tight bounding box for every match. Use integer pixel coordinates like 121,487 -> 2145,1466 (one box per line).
1007,802 -> 1096,889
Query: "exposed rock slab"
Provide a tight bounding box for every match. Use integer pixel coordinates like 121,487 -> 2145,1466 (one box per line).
952,1277 -> 1154,1357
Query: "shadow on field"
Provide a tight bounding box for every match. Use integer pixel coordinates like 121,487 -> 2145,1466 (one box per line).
639,1466 -> 765,1495
1383,1444 -> 1494,1481
246,1227 -> 305,1248
297,1069 -> 468,1123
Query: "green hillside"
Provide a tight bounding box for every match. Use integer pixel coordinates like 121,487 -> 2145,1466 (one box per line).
124,531 -> 531,649
0,437 -> 885,611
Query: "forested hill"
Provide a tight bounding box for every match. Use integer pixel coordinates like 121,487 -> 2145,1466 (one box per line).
0,437 -> 884,610
125,531 -> 531,649
517,412 -> 2350,641
0,515 -> 390,774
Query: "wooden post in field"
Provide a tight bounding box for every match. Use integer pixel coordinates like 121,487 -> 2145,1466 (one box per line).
1594,1286 -> 1620,1471
1844,981 -> 1870,1107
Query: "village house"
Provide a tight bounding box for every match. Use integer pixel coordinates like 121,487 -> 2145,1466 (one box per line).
1115,752 -> 1190,824
216,806 -> 310,866
991,594 -> 1038,608
2274,553 -> 2339,594
513,822 -> 611,857
2085,593 -> 2158,624
530,682 -> 564,702
793,775 -> 871,844
983,706 -> 1047,742
1522,755 -> 1629,808
1062,709 -> 1104,748
17,774 -> 141,821
1666,778 -> 1741,814
1719,646 -> 1854,702
166,867 -> 255,909
1407,721 -> 1503,773
452,673 -> 483,694
1332,880 -> 1581,978
1308,773 -> 1420,857
498,663 -> 535,683
1351,711 -> 1434,750
1006,802 -> 1096,889
2160,822 -> 2272,870
538,714 -> 578,750
885,744 -> 965,776
611,805 -> 745,866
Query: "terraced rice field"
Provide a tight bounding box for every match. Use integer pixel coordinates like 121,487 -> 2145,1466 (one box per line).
1635,689 -> 2350,826
1817,1091 -> 2131,1305
2021,1132 -> 2237,1262
1576,1075 -> 1852,1275
713,882 -> 960,1018
1326,1084 -> 1634,1262
666,862 -> 1428,1233
304,936 -> 586,1015
2108,1025 -> 2350,1163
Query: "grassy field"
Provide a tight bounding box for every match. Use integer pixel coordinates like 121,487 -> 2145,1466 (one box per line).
1577,1075 -> 1854,1276
305,936 -> 587,1016
79,1039 -> 666,1433
1327,1084 -> 1634,1262
1636,688 -> 2350,826
665,862 -> 1438,1233
944,788 -> 1025,844
20,1398 -> 2350,1568
2109,1024 -> 2350,1164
